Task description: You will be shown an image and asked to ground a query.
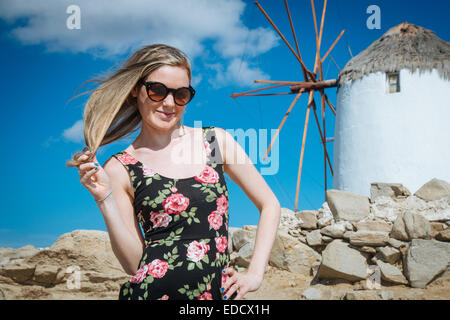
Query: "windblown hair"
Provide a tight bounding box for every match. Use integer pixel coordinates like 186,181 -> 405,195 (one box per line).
65,44 -> 192,167
339,22 -> 450,84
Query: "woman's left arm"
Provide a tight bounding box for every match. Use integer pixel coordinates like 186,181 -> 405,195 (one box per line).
215,127 -> 281,300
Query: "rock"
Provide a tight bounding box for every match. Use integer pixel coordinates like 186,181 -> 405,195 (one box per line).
0,230 -> 130,299
414,178 -> 450,201
316,240 -> 368,282
326,189 -> 371,222
359,246 -> 377,254
295,210 -> 318,229
390,211 -> 431,241
354,220 -> 392,233
279,208 -> 302,234
371,195 -> 450,222
320,222 -> 347,239
317,202 -> 334,227
378,246 -> 401,264
33,263 -> 60,285
279,233 -> 321,275
0,263 -> 35,283
387,238 -> 408,249
0,245 -> 39,267
349,231 -> 389,247
344,290 -> 381,300
232,229 -> 256,251
235,241 -> 254,267
430,222 -> 446,238
301,287 -> 322,300
371,183 -> 411,201
404,239 -> 450,288
436,229 -> 450,241
228,227 -> 240,253
376,260 -> 408,285
379,290 -> 394,300
306,230 -> 323,246
342,231 -> 354,240
321,235 -> 333,243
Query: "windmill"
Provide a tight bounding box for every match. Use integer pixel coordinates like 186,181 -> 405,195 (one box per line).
231,0 -> 345,212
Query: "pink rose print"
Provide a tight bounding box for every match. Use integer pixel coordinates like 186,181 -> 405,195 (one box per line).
215,236 -> 228,253
142,165 -> 156,177
206,282 -> 211,291
118,152 -> 138,165
162,193 -> 189,214
130,265 -> 148,284
186,240 -> 210,262
170,185 -> 178,193
216,194 -> 228,215
195,166 -> 219,184
197,292 -> 213,300
147,259 -> 169,278
204,141 -> 212,156
160,295 -> 169,300
208,211 -> 223,230
150,211 -> 172,228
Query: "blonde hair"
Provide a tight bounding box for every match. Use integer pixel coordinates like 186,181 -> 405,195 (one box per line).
65,44 -> 192,168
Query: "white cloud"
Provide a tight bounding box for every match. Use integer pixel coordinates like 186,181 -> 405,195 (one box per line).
62,119 -> 84,143
207,58 -> 269,88
0,0 -> 279,87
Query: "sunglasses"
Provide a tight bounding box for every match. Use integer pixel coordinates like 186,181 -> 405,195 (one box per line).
138,79 -> 196,106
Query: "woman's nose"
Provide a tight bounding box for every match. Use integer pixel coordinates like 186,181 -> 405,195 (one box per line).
163,92 -> 176,106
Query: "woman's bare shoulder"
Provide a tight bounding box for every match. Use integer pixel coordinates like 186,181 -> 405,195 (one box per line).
103,155 -> 134,198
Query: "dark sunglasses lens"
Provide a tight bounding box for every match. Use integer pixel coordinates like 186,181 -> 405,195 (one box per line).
148,83 -> 167,101
175,88 -> 192,105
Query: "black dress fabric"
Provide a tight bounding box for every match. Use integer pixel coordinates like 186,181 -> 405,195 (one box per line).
111,126 -> 230,300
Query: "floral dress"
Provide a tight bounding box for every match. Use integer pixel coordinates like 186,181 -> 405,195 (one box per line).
112,126 -> 231,300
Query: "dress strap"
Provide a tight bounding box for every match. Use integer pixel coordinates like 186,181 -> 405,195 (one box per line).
202,126 -> 223,165
111,151 -> 142,193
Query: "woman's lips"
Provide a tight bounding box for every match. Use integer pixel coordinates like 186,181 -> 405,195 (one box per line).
156,110 -> 175,118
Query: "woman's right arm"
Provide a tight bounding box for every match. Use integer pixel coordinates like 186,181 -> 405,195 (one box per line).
77,151 -> 144,276
100,158 -> 145,275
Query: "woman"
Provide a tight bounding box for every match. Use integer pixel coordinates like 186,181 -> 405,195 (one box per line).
67,44 -> 281,300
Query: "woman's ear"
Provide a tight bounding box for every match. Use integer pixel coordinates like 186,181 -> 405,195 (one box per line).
131,86 -> 138,98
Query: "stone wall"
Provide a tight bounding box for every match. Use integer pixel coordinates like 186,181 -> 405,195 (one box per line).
229,178 -> 450,290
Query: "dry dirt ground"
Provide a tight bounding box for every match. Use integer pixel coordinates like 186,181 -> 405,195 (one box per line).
242,267 -> 450,300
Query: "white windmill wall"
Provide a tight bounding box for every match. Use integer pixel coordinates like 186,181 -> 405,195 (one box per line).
333,68 -> 450,197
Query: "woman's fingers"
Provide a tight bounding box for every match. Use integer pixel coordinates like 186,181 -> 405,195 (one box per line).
224,282 -> 240,300
81,167 -> 99,183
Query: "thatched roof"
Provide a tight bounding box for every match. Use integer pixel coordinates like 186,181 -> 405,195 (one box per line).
338,22 -> 450,84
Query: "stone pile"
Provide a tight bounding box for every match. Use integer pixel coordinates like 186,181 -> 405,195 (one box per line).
0,230 -> 129,299
228,178 -> 450,290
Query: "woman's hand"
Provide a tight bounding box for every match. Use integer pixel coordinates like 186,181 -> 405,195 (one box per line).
76,150 -> 112,201
221,266 -> 263,300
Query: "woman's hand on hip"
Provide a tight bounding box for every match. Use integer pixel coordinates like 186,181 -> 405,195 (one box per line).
221,266 -> 263,300
76,150 -> 112,201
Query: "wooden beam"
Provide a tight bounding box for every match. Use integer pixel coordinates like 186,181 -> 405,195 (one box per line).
284,0 -> 309,81
311,99 -> 333,175
321,29 -> 345,63
294,91 -> 314,211
290,79 -> 337,91
263,91 -> 303,161
254,1 -> 315,81
231,83 -> 289,98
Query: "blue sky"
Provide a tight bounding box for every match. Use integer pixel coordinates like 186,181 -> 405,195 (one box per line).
1,0 -> 449,248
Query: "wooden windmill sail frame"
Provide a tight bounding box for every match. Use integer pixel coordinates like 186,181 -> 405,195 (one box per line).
231,0 -> 345,212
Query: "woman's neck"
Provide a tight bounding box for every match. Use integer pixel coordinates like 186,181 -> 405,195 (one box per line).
134,122 -> 189,151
